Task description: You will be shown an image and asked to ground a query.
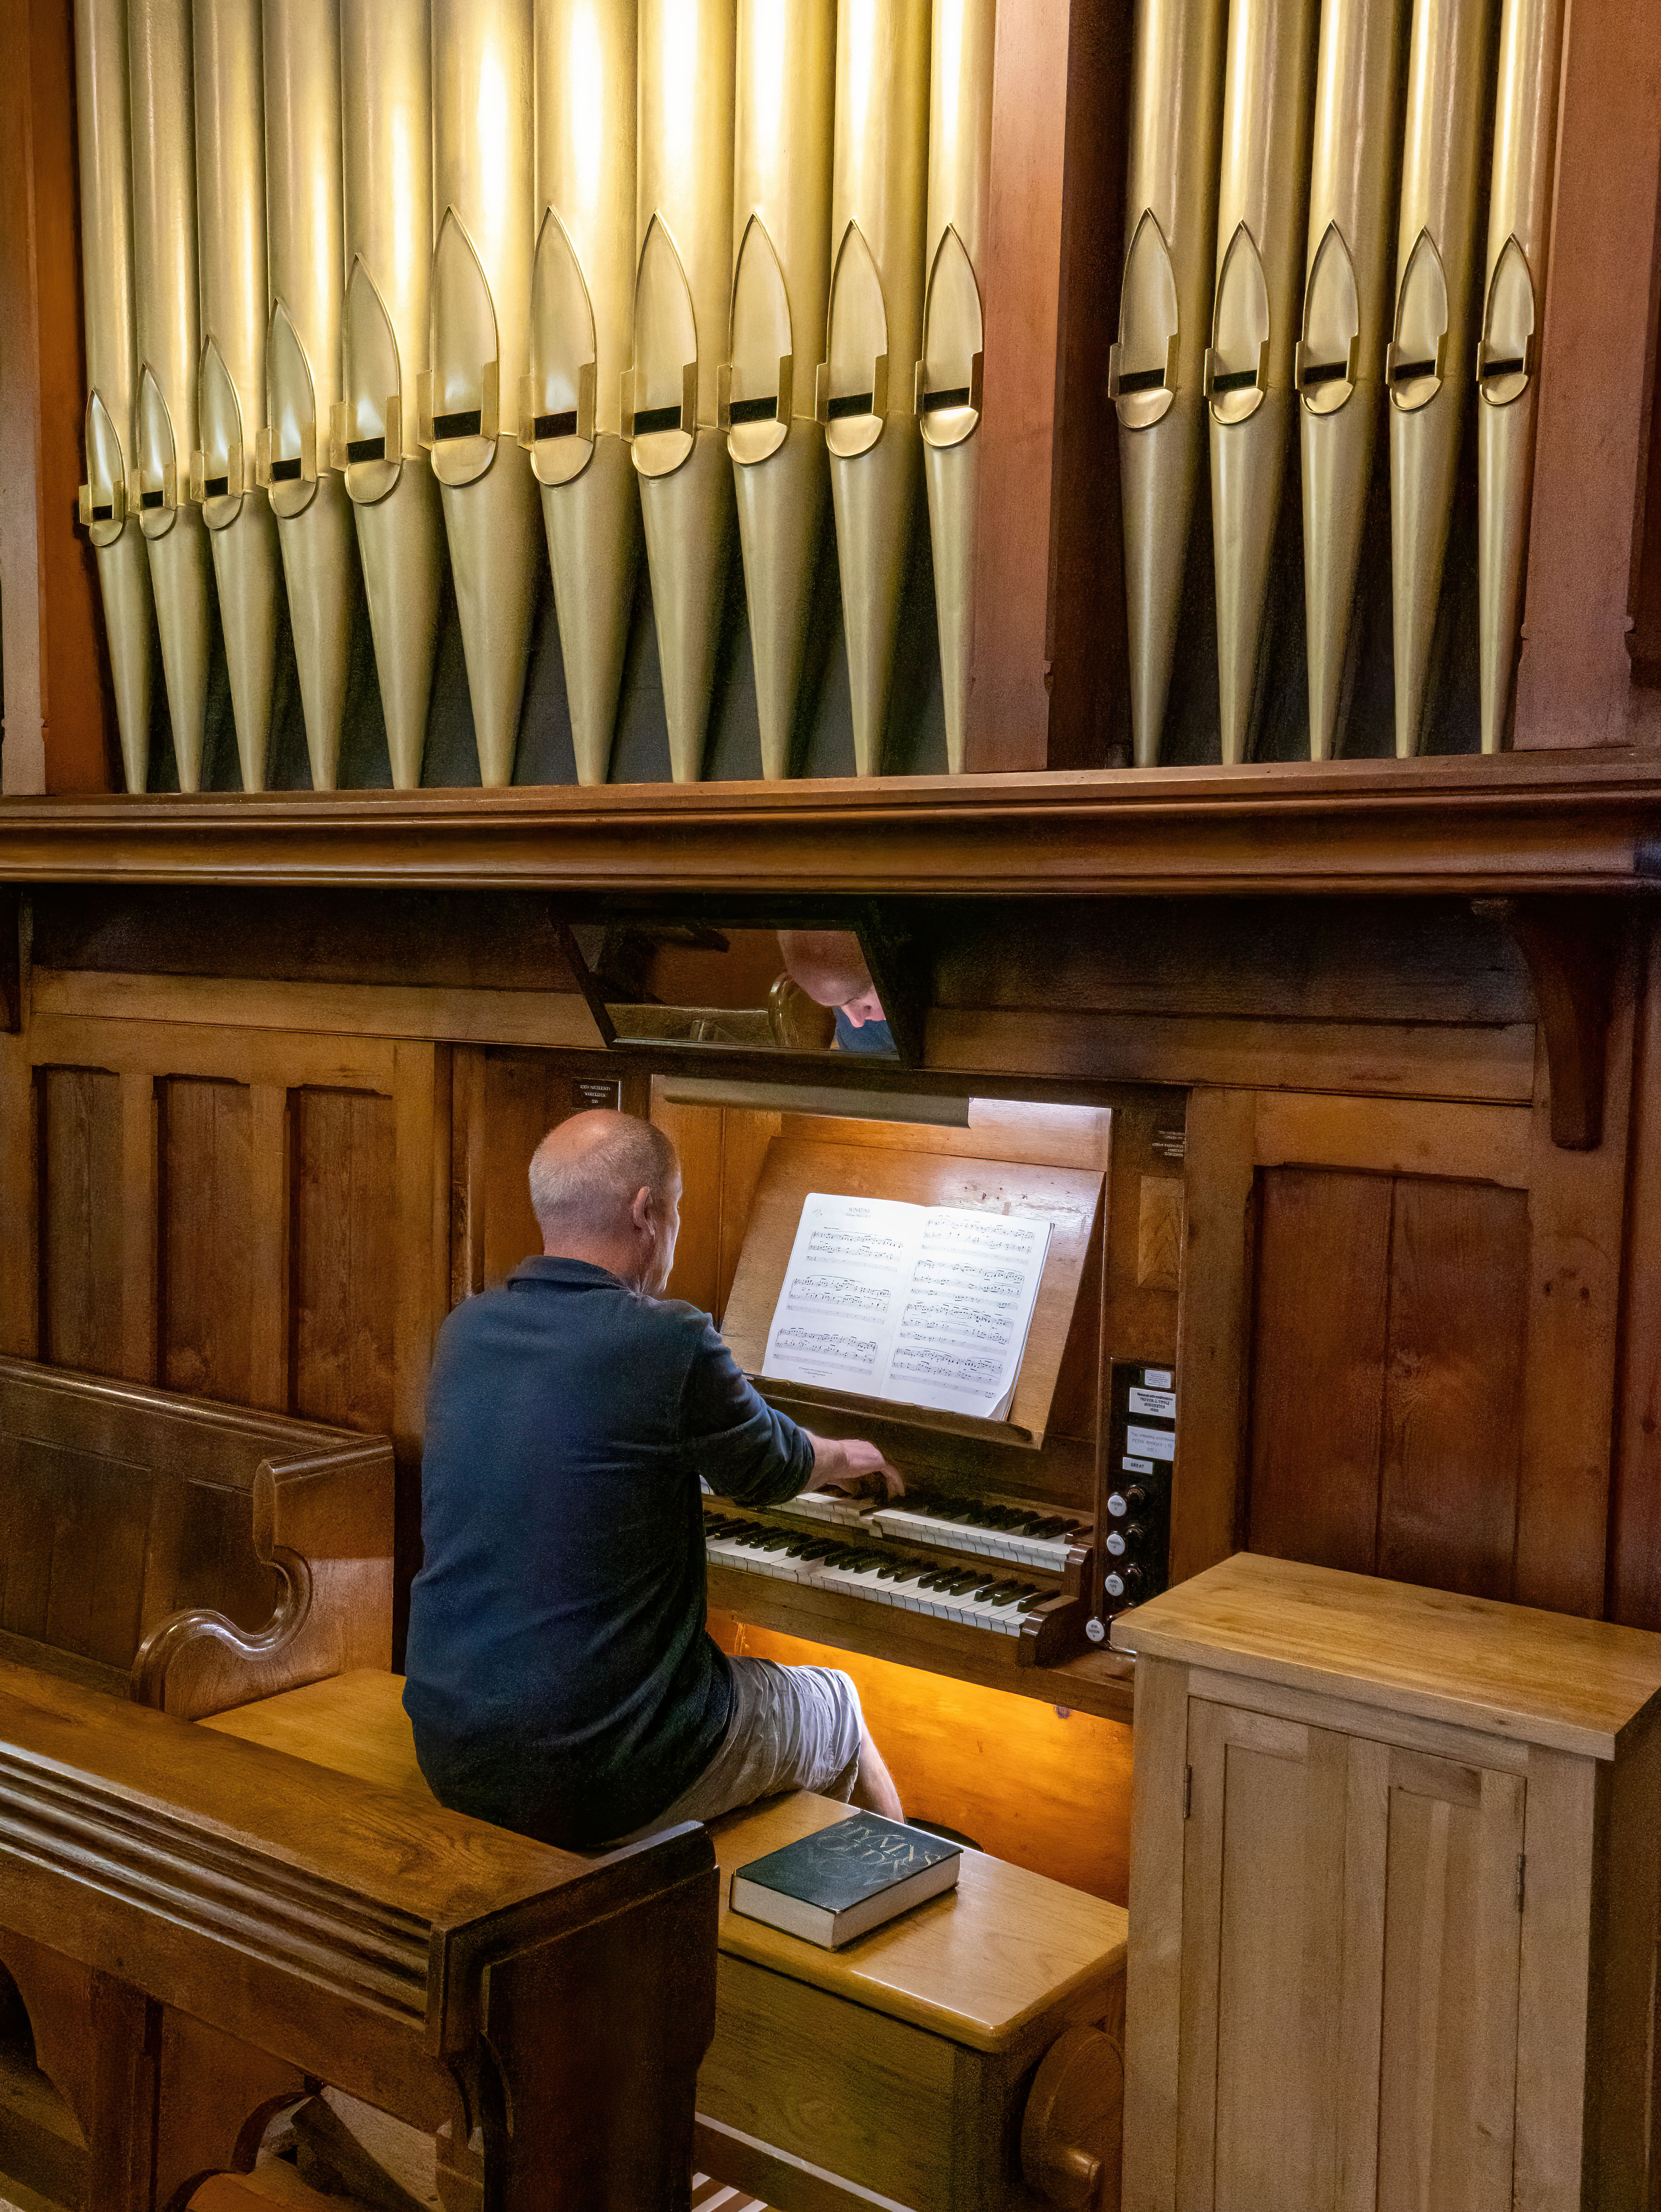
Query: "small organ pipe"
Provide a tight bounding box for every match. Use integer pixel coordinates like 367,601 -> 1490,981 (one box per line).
128,0 -> 213,790
727,0 -> 836,780
920,0 -> 996,777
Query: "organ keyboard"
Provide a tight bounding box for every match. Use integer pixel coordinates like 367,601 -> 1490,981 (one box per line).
703,1493 -> 1091,1667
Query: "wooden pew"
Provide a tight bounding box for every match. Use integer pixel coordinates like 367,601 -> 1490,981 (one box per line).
0,1655 -> 717,2212
0,1356 -> 393,1718
202,1673 -> 1129,2212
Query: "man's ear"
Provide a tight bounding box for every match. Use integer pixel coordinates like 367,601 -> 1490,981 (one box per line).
630,1184 -> 655,1234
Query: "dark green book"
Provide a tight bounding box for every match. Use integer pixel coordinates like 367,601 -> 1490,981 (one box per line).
729,1815 -> 963,1947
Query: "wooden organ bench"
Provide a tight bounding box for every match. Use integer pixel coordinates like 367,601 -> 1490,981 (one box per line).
0,1355 -> 395,1719
202,1671 -> 1130,2212
0,1655 -> 718,2212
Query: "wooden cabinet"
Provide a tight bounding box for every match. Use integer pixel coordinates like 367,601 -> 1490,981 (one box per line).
1112,1553 -> 1661,2212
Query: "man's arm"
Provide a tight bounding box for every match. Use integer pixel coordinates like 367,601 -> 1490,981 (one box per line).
682,1329 -> 902,1508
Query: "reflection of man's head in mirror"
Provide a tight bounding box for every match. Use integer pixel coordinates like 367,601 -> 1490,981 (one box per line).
776,931 -> 886,1029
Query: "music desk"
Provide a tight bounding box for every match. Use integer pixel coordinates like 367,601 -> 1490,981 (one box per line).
209,1672 -> 1129,2212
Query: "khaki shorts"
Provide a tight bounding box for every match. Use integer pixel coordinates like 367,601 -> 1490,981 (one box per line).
614,1658 -> 865,1843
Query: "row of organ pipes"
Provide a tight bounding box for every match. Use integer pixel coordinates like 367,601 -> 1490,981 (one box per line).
79,0 -> 984,790
78,0 -> 1557,793
1118,0 -> 1562,761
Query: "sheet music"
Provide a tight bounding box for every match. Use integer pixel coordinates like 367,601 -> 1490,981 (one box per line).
761,1192 -> 1052,1421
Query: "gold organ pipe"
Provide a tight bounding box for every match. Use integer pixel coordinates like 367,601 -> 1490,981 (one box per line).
1388,0 -> 1493,754
194,0 -> 282,790
262,0 -> 356,791
339,0 -> 442,792
824,0 -> 931,778
128,0 -> 213,790
1298,0 -> 1407,759
1114,0 -> 1228,767
920,0 -> 996,777
632,0 -> 738,784
76,0 -> 155,792
429,0 -> 540,787
727,0 -> 835,781
1206,0 -> 1320,765
1476,0 -> 1565,752
531,0 -> 640,786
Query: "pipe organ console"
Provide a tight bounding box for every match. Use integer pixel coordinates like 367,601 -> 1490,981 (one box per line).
71,0 -> 1587,784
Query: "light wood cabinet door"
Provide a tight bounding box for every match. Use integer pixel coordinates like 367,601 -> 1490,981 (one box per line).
1175,1702 -> 1525,2212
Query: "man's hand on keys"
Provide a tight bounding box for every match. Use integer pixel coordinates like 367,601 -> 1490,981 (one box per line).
804,1431 -> 905,1501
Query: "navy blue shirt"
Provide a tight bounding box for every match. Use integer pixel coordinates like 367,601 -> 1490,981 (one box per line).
834,1009 -> 895,1055
403,1258 -> 814,1848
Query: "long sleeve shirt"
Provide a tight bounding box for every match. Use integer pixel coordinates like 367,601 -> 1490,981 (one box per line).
402,1255 -> 813,1847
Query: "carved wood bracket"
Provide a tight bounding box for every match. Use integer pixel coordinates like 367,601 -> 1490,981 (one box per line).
1474,896 -> 1624,1149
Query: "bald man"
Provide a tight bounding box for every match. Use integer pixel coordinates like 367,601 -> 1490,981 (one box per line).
777,930 -> 895,1056
403,1109 -> 904,1851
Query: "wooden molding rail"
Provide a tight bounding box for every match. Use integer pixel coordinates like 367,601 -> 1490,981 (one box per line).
5,754 -> 1661,895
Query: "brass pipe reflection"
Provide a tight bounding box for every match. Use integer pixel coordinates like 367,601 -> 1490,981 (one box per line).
531,0 -> 640,787
195,0 -> 281,790
429,0 -> 540,788
77,0 -> 155,792
1388,0 -> 1493,755
920,0 -> 995,777
1476,0 -> 1564,753
824,0 -> 931,778
1298,0 -> 1407,760
128,0 -> 212,790
727,0 -> 835,782
1113,0 -> 1227,767
1207,0 -> 1320,765
339,0 -> 443,792
632,0 -> 738,784
262,0 -> 356,791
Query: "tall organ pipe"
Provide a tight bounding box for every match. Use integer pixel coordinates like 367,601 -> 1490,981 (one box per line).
1206,0 -> 1320,765
262,0 -> 356,790
530,0 -> 640,787
920,0 -> 996,777
76,0 -> 155,793
1297,0 -> 1407,759
194,0 -> 282,791
632,0 -> 739,784
823,0 -> 931,778
429,0 -> 540,787
1476,0 -> 1564,752
727,0 -> 835,782
1114,0 -> 1227,767
338,0 -> 443,791
128,0 -> 213,790
1388,0 -> 1493,754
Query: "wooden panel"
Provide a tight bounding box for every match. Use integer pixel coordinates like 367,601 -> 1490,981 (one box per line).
657,1098 -> 724,1317
1246,1169 -> 1392,1575
477,1054 -> 565,1292
710,1614 -> 1135,1905
1377,1182 -> 1528,1599
1513,0 -> 1661,750
32,969 -> 603,1048
289,1091 -> 395,1436
1121,1654 -> 1191,2212
38,1066 -> 124,1374
0,0 -> 112,796
1374,1754 -> 1523,2212
1170,1092 -> 1256,1586
1252,1093 -> 1533,1187
1177,1703 -> 1348,2212
926,1009 -> 1538,1106
159,1080 -> 256,1405
1611,920 -> 1661,1630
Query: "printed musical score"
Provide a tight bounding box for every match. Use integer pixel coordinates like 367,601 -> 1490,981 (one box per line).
762,1192 -> 1052,1420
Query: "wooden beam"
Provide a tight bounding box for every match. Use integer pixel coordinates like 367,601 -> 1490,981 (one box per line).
0,0 -> 115,794
1,756 -> 1661,894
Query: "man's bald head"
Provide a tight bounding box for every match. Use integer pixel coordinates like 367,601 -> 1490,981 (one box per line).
529,1110 -> 679,1247
777,930 -> 886,1028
